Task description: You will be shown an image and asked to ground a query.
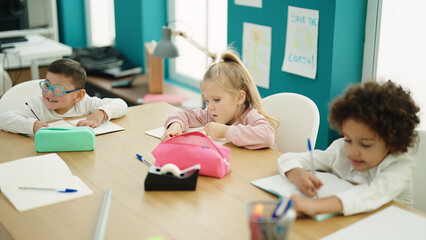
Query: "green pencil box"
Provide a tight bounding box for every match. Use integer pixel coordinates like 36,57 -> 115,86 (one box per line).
35,127 -> 95,152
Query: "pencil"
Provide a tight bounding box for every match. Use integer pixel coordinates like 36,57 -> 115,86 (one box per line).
25,102 -> 40,121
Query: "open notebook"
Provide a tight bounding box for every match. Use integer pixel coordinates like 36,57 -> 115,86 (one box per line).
250,171 -> 354,221
48,118 -> 124,135
145,126 -> 229,145
0,153 -> 92,212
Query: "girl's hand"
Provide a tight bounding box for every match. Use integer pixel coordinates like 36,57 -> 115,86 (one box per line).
291,194 -> 343,217
204,122 -> 229,139
286,168 -> 323,197
76,109 -> 107,128
33,121 -> 49,133
290,194 -> 318,216
161,122 -> 182,141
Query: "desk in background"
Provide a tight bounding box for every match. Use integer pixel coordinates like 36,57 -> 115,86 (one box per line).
0,102 -> 425,240
86,74 -> 202,107
1,35 -> 72,80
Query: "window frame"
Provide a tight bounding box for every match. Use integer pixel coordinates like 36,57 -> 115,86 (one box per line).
167,0 -> 227,89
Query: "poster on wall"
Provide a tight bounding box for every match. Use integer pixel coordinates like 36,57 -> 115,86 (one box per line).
282,6 -> 319,79
242,22 -> 272,89
234,0 -> 262,8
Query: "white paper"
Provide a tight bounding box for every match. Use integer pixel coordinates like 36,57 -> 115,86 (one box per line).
251,172 -> 353,199
234,0 -> 262,8
243,22 -> 272,89
145,126 -> 229,145
49,118 -> 125,135
0,153 -> 93,211
282,6 -> 319,79
320,206 -> 426,240
48,120 -> 74,128
251,172 -> 353,221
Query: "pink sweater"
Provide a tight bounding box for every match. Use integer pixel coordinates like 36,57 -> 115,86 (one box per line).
164,108 -> 275,149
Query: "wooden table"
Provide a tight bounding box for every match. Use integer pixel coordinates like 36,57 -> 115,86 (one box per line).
86,74 -> 202,106
0,103 -> 424,240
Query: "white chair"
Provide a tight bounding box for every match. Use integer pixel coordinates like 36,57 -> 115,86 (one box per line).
408,130 -> 426,212
0,65 -> 13,97
0,79 -> 43,114
263,92 -> 320,153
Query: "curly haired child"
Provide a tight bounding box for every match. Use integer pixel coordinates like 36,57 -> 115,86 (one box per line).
278,80 -> 420,216
161,49 -> 278,149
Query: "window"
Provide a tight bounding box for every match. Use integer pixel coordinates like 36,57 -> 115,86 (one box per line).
168,0 -> 228,89
85,0 -> 116,47
364,0 -> 426,130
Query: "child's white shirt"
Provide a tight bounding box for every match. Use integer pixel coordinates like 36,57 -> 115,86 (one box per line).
277,138 -> 415,216
0,95 -> 128,136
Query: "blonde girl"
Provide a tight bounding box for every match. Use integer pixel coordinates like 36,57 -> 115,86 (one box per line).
161,50 -> 278,150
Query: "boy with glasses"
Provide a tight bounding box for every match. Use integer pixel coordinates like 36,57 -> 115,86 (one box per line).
0,58 -> 127,136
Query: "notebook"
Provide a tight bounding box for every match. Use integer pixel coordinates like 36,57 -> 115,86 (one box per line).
48,118 -> 124,135
320,206 -> 426,240
145,126 -> 229,145
0,153 -> 93,212
250,171 -> 354,221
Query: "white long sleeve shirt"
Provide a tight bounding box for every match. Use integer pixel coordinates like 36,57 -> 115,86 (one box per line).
277,138 -> 415,216
0,95 -> 128,136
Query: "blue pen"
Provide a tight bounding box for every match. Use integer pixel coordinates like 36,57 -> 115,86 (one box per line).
271,199 -> 293,219
19,186 -> 78,193
308,138 -> 315,175
136,154 -> 154,167
308,138 -> 319,199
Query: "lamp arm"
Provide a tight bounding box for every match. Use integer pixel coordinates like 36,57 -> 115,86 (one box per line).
172,31 -> 217,62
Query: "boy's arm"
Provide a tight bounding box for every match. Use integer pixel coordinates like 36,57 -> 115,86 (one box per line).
82,95 -> 128,120
0,109 -> 40,135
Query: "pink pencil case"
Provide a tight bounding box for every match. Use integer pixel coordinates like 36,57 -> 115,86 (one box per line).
152,131 -> 231,178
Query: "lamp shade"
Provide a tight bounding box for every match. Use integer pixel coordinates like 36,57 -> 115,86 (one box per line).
154,27 -> 179,58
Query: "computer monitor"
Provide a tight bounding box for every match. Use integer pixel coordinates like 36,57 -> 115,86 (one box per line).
0,0 -> 29,32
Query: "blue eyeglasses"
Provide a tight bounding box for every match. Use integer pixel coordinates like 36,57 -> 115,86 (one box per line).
39,80 -> 81,97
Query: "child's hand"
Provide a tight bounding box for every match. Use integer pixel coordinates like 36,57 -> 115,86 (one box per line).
33,121 -> 48,133
290,194 -> 318,216
204,122 -> 229,139
76,109 -> 107,128
161,122 -> 182,141
290,194 -> 343,217
286,168 -> 323,197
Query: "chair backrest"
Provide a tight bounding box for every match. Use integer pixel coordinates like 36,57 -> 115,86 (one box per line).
408,130 -> 426,212
263,92 -> 320,153
0,65 -> 12,97
0,79 -> 43,114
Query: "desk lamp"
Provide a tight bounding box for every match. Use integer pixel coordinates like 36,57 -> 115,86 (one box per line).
154,26 -> 217,62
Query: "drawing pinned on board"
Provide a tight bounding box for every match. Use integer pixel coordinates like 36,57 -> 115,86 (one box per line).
282,6 -> 319,79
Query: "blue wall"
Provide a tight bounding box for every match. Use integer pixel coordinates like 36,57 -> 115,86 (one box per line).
57,0 -> 166,70
57,0 -> 87,47
114,0 -> 166,70
228,0 -> 366,149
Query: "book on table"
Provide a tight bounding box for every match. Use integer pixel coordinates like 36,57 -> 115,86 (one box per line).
250,171 -> 354,221
0,153 -> 93,212
47,118 -> 124,135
